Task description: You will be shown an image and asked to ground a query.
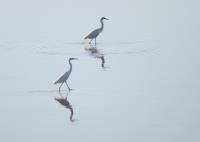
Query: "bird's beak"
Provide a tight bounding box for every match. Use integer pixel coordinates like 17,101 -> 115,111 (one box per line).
72,58 -> 78,60
105,18 -> 109,20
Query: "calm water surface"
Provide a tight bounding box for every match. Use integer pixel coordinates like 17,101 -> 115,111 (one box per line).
0,40 -> 199,142
0,0 -> 200,141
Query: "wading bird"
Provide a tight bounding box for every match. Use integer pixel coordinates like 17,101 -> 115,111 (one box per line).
54,58 -> 78,92
84,17 -> 109,45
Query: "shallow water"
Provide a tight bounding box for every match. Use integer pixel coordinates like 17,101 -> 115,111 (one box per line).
0,0 -> 200,141
0,40 -> 199,142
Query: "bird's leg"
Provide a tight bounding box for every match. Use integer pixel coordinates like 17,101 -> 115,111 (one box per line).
66,90 -> 70,98
65,81 -> 71,91
59,91 -> 64,99
95,38 -> 96,47
89,39 -> 93,44
59,83 -> 63,93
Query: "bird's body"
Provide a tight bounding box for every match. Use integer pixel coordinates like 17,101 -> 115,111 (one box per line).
54,58 -> 78,92
84,28 -> 102,40
84,17 -> 109,45
54,71 -> 71,84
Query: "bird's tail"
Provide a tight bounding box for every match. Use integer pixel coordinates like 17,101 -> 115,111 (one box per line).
84,35 -> 88,40
54,80 -> 58,85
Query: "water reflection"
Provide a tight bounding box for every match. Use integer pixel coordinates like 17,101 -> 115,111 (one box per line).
54,91 -> 75,122
85,44 -> 107,69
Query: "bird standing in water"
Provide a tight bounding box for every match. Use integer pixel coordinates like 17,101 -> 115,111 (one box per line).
84,17 -> 109,46
54,58 -> 78,92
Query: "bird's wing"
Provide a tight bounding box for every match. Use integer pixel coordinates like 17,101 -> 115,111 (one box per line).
54,72 -> 69,84
84,28 -> 101,39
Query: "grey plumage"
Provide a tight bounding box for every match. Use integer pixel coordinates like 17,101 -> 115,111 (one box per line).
84,17 -> 109,45
54,58 -> 78,92
84,29 -> 102,40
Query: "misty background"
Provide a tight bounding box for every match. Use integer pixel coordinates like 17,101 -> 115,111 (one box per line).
0,0 -> 199,43
0,0 -> 199,142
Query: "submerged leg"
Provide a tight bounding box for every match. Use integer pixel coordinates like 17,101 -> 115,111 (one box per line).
59,83 -> 63,92
58,91 -> 64,99
65,81 -> 71,91
89,39 -> 93,44
95,38 -> 96,47
66,90 -> 70,98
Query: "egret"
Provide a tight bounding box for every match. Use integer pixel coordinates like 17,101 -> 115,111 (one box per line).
54,58 -> 78,92
84,17 -> 109,45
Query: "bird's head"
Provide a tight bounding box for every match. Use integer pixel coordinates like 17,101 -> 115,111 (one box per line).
101,17 -> 109,21
69,57 -> 78,61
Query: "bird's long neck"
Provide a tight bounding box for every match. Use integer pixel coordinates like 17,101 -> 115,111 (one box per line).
100,19 -> 104,31
68,60 -> 72,73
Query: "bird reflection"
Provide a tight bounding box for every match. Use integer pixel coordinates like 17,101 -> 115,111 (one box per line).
85,44 -> 106,69
54,91 -> 75,122
99,56 -> 105,68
